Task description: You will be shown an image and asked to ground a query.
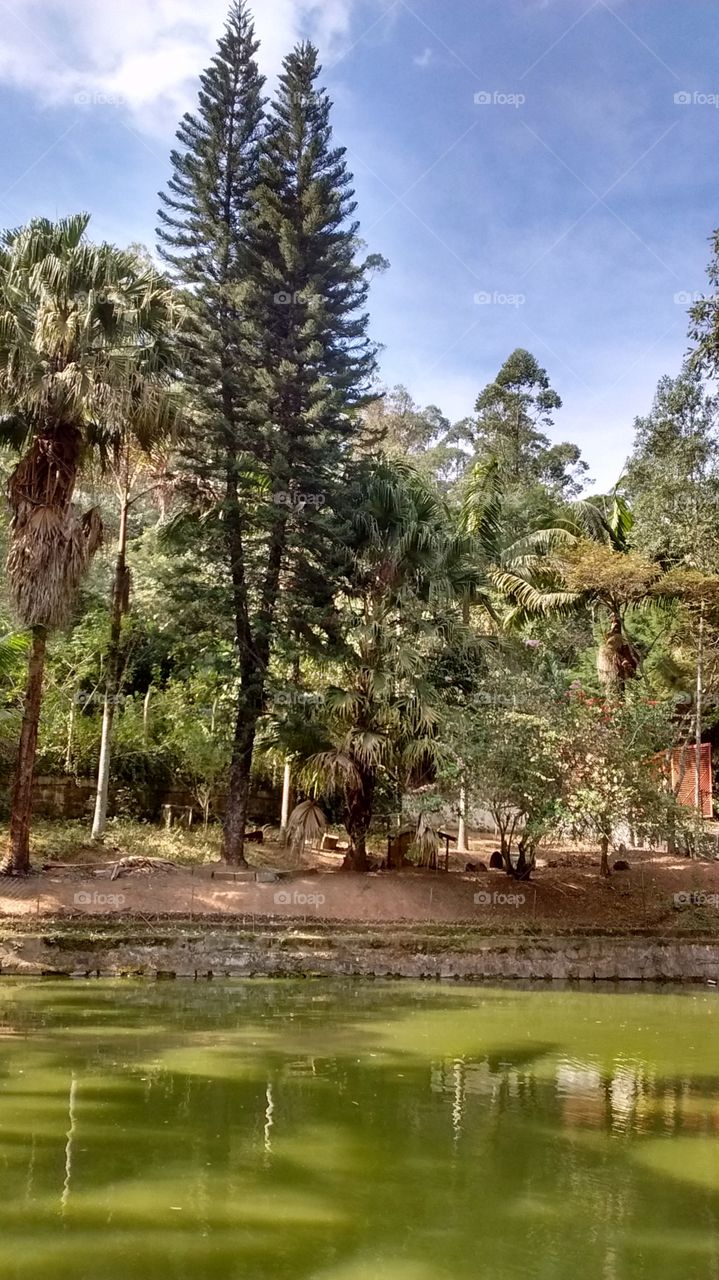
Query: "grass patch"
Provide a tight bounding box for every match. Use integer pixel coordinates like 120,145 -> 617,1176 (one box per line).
21,817 -> 224,866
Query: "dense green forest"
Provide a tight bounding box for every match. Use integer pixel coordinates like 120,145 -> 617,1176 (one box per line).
2,0 -> 719,879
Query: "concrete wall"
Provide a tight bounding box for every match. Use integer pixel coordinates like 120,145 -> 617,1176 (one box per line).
25,776 -> 280,825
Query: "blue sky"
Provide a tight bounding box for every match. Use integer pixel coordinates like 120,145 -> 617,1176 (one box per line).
1,0 -> 718,489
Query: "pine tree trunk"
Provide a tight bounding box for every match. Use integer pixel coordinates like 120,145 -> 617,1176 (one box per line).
221,430 -> 263,867
3,625 -> 47,875
224,705 -> 258,866
91,495 -> 129,842
222,460 -> 286,866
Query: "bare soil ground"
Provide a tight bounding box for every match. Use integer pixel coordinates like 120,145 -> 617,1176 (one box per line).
1,823 -> 719,934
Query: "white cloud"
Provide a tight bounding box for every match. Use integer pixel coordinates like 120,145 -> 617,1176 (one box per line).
413,47 -> 433,69
0,0 -> 366,134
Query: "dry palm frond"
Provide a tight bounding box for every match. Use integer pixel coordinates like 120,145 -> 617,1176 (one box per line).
7,426 -> 81,515
0,630 -> 27,678
415,812 -> 440,867
286,799 -> 327,854
1,218 -> 180,634
6,501 -> 103,627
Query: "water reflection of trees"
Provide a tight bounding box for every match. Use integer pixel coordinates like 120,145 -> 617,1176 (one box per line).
431,1053 -> 719,1139
429,1051 -> 719,1280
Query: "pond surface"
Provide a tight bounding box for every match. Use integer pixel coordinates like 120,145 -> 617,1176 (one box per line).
0,979 -> 718,1279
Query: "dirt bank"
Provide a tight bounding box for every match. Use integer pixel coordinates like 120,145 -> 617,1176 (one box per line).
2,848 -> 719,934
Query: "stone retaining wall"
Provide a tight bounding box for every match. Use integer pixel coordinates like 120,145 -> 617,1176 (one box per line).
1,929 -> 718,982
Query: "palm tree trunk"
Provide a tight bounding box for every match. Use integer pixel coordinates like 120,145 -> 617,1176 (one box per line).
91,494 -> 129,842
3,625 -> 47,874
344,828 -> 369,872
598,610 -> 637,699
343,769 -> 375,872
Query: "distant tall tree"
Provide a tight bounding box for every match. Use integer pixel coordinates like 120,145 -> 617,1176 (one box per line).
689,228 -> 719,378
358,386 -> 456,482
624,363 -> 719,572
158,15 -> 376,863
625,364 -> 719,810
450,349 -> 587,501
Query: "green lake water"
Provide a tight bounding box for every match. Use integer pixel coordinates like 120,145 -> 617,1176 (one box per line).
0,979 -> 718,1279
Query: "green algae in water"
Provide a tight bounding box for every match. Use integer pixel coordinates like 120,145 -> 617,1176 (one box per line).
0,979 -> 717,1279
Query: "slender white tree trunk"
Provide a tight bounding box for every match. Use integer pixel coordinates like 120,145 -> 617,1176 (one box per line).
65,688 -> 76,773
92,698 -> 114,840
91,491 -> 129,841
458,782 -> 468,854
143,685 -> 152,746
280,760 -> 291,839
695,602 -> 705,814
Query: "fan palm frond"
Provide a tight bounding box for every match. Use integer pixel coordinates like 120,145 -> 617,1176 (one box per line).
302,749 -> 362,796
0,630 -> 27,679
286,799 -> 327,855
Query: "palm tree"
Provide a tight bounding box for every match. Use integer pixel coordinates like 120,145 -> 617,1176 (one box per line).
493,493 -> 660,695
0,214 -> 178,873
299,461 -> 490,871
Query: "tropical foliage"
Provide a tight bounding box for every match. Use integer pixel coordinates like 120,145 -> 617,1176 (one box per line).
3,0 -> 719,879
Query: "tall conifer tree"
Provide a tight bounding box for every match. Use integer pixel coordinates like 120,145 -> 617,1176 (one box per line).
159,13 -> 375,862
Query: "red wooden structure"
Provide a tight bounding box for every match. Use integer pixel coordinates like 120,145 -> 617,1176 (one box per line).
669,743 -> 713,818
